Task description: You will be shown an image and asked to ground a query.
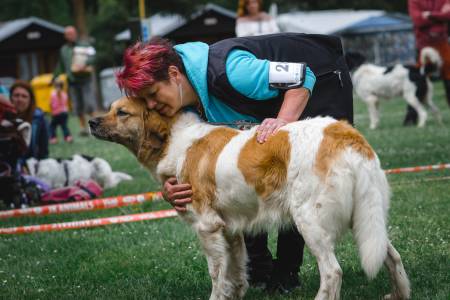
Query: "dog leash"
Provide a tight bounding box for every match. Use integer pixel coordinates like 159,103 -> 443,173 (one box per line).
207,120 -> 260,130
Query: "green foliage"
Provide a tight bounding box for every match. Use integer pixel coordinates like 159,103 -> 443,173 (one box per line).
88,0 -> 130,71
0,0 -> 408,73
0,83 -> 449,299
0,0 -> 72,25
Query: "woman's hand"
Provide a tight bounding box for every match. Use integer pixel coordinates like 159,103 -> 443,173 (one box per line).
257,88 -> 310,143
256,118 -> 288,143
162,177 -> 193,212
422,11 -> 431,19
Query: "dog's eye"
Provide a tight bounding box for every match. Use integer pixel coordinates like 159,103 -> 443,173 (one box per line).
116,109 -> 129,117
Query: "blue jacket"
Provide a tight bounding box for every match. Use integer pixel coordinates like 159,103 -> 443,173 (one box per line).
174,42 -> 316,124
22,108 -> 49,163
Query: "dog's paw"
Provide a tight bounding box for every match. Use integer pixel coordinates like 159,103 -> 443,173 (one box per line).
383,292 -> 406,300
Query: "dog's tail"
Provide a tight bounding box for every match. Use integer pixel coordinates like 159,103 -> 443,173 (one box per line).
352,157 -> 390,279
419,46 -> 442,75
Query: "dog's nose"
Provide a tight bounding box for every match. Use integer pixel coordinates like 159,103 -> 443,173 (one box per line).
88,118 -> 101,129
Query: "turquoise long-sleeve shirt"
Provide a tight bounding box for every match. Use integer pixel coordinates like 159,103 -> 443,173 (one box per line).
174,42 -> 316,123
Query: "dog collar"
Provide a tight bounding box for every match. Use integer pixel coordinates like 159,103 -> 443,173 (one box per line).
208,120 -> 259,130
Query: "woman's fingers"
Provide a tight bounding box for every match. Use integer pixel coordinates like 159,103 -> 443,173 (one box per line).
257,119 -> 272,143
173,198 -> 192,212
162,177 -> 193,211
256,118 -> 287,143
171,189 -> 193,200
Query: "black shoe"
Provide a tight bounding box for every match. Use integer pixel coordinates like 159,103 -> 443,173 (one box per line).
247,272 -> 271,290
267,270 -> 301,294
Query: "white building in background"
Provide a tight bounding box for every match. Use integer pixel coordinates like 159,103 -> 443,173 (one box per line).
277,9 -> 415,65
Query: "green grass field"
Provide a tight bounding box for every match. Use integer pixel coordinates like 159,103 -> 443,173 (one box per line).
1,84 -> 449,299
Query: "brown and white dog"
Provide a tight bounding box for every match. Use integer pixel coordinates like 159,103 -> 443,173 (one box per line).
89,96 -> 410,300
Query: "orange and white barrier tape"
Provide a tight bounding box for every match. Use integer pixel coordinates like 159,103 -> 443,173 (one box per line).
385,163 -> 450,174
0,209 -> 177,234
0,192 -> 162,219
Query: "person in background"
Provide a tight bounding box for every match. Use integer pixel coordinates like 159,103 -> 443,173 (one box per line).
116,34 -> 353,293
236,0 -> 280,37
9,80 -> 48,166
49,80 -> 72,144
52,26 -> 96,136
405,0 -> 450,124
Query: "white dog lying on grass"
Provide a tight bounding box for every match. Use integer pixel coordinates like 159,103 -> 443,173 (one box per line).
26,154 -> 132,189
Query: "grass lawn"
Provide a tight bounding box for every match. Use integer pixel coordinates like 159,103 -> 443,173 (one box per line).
1,83 -> 449,299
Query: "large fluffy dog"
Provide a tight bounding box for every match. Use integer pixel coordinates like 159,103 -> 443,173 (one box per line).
89,97 -> 410,300
26,154 -> 132,189
350,47 -> 442,129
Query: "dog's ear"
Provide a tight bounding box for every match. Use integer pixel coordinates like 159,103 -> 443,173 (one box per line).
137,110 -> 169,162
143,133 -> 165,150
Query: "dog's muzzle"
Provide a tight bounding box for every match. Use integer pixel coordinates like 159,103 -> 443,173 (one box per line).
88,117 -> 102,135
89,118 -> 100,129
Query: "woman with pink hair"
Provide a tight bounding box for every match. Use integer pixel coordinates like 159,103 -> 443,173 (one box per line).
116,33 -> 353,293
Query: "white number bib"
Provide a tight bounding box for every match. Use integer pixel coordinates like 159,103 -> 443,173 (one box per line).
268,62 -> 306,89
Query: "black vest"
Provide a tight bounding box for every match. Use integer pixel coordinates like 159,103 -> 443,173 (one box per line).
207,33 -> 354,123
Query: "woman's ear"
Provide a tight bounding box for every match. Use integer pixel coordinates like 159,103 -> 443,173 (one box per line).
168,65 -> 181,84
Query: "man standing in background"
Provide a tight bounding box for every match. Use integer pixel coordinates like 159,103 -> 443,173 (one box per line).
406,0 -> 450,124
52,26 -> 96,136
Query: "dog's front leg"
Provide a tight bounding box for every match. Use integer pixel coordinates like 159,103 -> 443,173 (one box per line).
223,231 -> 248,299
196,213 -> 241,300
403,91 -> 427,127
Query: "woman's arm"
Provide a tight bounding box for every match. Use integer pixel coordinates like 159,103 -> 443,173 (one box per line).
36,115 -> 49,159
225,49 -> 316,142
256,88 -> 309,143
409,0 -> 436,27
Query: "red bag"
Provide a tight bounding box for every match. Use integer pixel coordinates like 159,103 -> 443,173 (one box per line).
41,179 -> 103,203
0,98 -> 16,122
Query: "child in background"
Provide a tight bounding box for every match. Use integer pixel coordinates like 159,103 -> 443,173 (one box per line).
49,80 -> 72,144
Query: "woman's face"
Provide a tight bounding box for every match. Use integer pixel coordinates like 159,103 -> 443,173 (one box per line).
138,78 -> 182,117
246,0 -> 260,15
11,86 -> 31,114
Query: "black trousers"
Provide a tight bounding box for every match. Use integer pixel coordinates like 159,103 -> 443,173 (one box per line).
50,112 -> 71,138
244,226 -> 305,279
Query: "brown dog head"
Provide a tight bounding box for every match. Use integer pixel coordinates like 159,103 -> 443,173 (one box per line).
89,96 -> 176,168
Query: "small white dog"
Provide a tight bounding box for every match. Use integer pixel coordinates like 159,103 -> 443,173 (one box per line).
26,154 -> 132,189
350,47 -> 442,129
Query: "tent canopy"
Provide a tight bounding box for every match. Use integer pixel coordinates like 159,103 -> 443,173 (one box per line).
277,9 -> 411,35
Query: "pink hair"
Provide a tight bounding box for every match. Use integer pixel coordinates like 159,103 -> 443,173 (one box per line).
116,38 -> 184,97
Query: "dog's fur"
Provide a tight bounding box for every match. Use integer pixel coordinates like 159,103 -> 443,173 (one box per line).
26,154 -> 132,189
349,47 -> 442,129
89,97 -> 411,300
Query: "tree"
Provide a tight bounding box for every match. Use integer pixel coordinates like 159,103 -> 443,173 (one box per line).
0,0 -> 408,72
89,0 -> 130,70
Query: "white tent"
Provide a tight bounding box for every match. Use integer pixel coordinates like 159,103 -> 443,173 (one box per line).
277,9 -> 385,34
277,9 -> 415,65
